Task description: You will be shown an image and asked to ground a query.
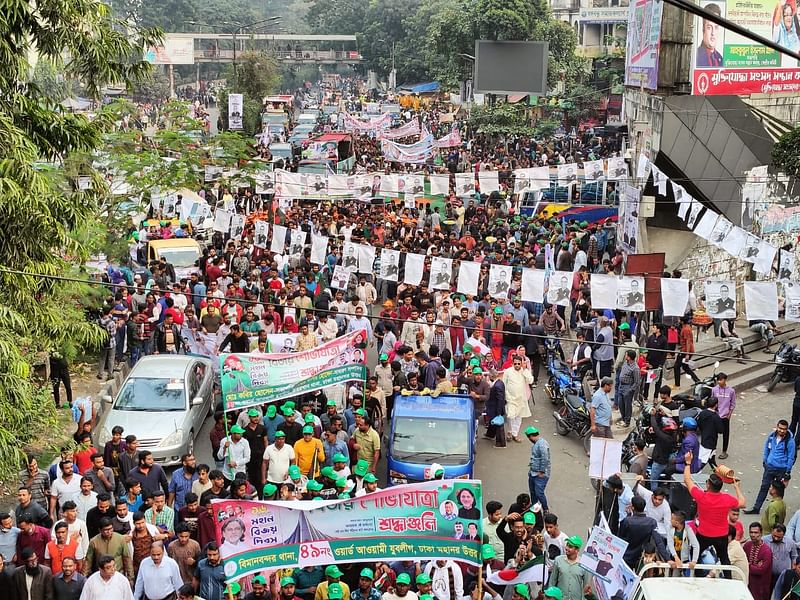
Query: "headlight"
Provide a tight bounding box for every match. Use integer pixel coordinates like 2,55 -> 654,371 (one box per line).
389,470 -> 408,485
159,429 -> 184,448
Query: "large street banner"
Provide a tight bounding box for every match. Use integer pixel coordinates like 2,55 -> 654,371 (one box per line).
692,0 -> 800,94
229,94 -> 243,130
220,330 -> 368,411
213,480 -> 483,581
624,0 -> 664,89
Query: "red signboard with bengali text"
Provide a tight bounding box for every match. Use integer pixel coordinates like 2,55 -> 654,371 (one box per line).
693,68 -> 800,95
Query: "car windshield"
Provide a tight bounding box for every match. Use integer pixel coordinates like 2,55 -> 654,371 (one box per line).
392,417 -> 469,464
114,377 -> 186,411
157,247 -> 199,267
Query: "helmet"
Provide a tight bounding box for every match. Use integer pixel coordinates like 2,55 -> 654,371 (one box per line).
682,417 -> 698,430
660,417 -> 678,431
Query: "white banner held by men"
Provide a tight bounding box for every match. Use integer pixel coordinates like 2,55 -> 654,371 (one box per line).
404,253 -> 425,286
743,282 -> 778,321
488,264 -> 512,298
457,261 -> 480,296
430,257 -> 453,290
520,269 -> 545,304
379,249 -> 401,282
590,274 -> 618,310
310,234 -> 328,265
660,278 -> 689,317
271,224 -> 287,254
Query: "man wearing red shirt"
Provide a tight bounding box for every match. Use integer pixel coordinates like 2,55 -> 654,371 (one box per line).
205,258 -> 222,283
683,450 -> 746,576
15,517 -> 51,566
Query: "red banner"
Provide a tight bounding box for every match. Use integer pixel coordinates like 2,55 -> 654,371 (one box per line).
693,68 -> 800,95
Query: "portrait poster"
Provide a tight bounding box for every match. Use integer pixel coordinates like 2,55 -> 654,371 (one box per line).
557,163 -> 578,185
578,526 -> 629,584
330,265 -> 353,290
752,240 -> 777,275
784,282 -> 800,322
778,250 -> 796,281
228,93 -> 243,130
267,333 -> 299,354
520,268 -> 545,304
430,257 -> 454,291
704,280 -> 737,319
692,209 -> 719,240
214,209 -> 232,233
660,278 -> 690,317
289,229 -> 307,257
229,215 -> 245,241
341,242 -> 360,270
616,276 -> 645,312
253,221 -> 269,249
488,264 -> 512,298
607,157 -> 627,181
379,249 -> 401,282
547,272 -> 571,307
455,173 -> 476,196
708,215 -> 734,248
583,160 -> 606,182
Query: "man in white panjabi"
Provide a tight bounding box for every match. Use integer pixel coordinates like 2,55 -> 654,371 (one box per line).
502,354 -> 534,442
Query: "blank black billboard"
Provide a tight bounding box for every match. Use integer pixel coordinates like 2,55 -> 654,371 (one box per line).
473,40 -> 549,95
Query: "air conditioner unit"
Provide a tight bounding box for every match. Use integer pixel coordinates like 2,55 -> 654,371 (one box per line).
640,194 -> 655,218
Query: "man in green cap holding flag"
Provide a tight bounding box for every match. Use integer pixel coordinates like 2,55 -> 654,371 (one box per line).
217,424 -> 251,483
526,427 -> 551,511
549,535 -> 591,600
511,583 -> 530,600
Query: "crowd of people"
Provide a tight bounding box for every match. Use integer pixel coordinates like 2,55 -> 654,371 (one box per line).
6,87 -> 799,600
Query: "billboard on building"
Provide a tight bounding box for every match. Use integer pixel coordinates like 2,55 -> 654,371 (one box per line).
692,0 -> 800,94
624,0 -> 664,90
145,35 -> 195,65
473,41 -> 549,96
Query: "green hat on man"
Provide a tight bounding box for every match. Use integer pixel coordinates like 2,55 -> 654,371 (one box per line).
302,425 -> 314,434
493,306 -> 504,314
469,357 -> 481,366
566,535 -> 583,549
306,480 -> 323,492
380,353 -> 389,361
513,584 -> 530,600
525,426 -> 539,436
321,466 -> 337,479
473,367 -> 483,374
325,565 -> 344,578
335,477 -> 348,488
396,573 -> 412,585
274,430 -> 286,438
481,544 -> 496,560
327,399 -> 337,407
247,408 -> 260,417
266,405 -> 277,417
416,574 -> 432,585
420,595 -> 434,600
288,465 -> 302,479
354,459 -> 369,477
360,568 -> 375,580
226,582 -> 242,596
333,453 -> 348,464
280,577 -> 296,587
618,322 -> 630,330
230,424 -> 245,434
523,512 -> 536,525
363,472 -> 378,483
262,483 -> 277,497
355,408 -> 368,417
543,588 -> 562,600
328,583 -> 344,600
282,406 -> 294,417
253,575 -> 267,585
285,401 -> 296,409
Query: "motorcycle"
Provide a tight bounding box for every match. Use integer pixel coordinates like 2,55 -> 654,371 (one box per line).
543,335 -> 581,405
552,383 -> 593,455
767,342 -> 800,392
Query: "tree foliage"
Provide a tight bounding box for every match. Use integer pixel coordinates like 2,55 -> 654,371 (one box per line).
0,0 -> 158,477
773,127 -> 800,178
468,102 -> 534,136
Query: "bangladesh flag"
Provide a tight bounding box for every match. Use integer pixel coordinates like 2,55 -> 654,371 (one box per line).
487,555 -> 548,585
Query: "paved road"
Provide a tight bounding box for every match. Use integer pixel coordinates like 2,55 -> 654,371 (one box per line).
193,377 -> 800,538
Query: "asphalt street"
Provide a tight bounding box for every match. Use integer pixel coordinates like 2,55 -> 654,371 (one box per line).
193,375 -> 799,539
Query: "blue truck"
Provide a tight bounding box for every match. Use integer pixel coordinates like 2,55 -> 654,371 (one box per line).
387,393 -> 477,486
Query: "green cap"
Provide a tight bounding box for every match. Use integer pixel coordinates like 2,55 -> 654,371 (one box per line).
525,426 -> 539,436
338,492 -> 351,499
360,568 -> 374,580
523,512 -> 536,525
262,483 -> 277,497
280,576 -> 295,587
473,367 -> 483,374
302,425 -> 314,434
253,575 -> 267,585
469,357 -> 481,366
327,399 -> 337,407
416,574 -> 432,585
282,406 -> 295,417
230,424 -> 245,434
354,459 -> 369,477
618,322 -> 630,330
494,306 -> 504,314
543,588 -> 562,600
335,477 -> 347,487
566,535 -> 583,549
227,582 -> 242,595
420,595 -> 434,600
285,401 -> 296,409
288,465 -> 302,479
266,405 -> 277,417
396,573 -> 412,585
274,430 -> 286,438
481,544 -> 496,560
514,584 -> 530,600
304,413 -> 315,423
321,466 -> 337,479
306,479 -> 323,491
434,467 -> 445,476
328,583 -> 344,599
463,344 -> 472,353
333,453 -> 348,464
355,408 -> 368,417
247,408 -> 260,417
379,353 -> 389,361
363,472 -> 378,483
325,565 -> 344,578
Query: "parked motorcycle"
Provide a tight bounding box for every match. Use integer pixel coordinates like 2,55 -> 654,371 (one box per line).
553,383 -> 593,454
543,335 -> 582,405
767,342 -> 800,392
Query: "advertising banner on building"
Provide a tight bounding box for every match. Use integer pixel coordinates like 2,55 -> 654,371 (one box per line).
213,480 -> 483,581
692,0 -> 800,94
624,0 -> 664,89
145,36 -> 195,65
220,330 -> 368,410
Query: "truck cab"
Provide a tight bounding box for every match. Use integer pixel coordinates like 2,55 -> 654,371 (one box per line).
387,393 -> 476,486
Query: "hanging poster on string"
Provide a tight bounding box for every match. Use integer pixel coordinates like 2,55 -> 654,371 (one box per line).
379,249 -> 401,282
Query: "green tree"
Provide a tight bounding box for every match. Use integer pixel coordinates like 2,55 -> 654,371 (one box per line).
0,0 -> 158,476
468,102 -> 533,135
773,127 -> 800,178
216,50 -> 280,135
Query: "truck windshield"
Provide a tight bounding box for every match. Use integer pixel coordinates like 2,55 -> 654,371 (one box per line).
392,417 -> 469,464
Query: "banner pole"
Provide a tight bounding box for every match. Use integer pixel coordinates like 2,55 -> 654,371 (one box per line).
223,410 -> 235,481
478,557 -> 484,600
